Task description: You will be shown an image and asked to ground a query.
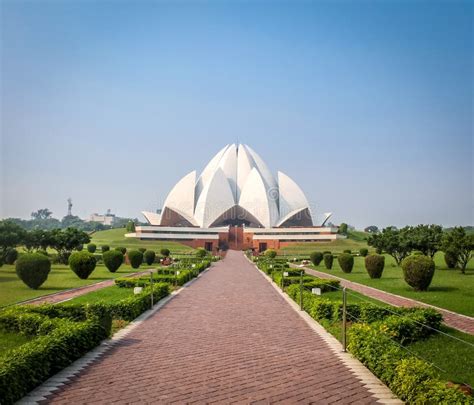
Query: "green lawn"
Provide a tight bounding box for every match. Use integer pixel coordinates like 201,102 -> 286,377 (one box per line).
66,284 -> 136,304
90,228 -> 195,254
279,237 -> 370,256
0,263 -> 156,308
304,252 -> 474,316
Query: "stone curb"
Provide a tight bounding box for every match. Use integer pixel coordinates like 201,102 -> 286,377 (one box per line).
246,255 -> 403,405
17,263 -> 215,404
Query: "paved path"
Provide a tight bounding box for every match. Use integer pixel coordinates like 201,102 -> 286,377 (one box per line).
295,265 -> 474,335
41,251 -> 382,404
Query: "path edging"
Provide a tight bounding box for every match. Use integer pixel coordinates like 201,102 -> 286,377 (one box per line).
17,264 -> 215,404
247,255 -> 402,405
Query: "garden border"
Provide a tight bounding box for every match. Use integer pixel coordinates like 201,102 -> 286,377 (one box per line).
16,263 -> 215,404
245,255 -> 403,404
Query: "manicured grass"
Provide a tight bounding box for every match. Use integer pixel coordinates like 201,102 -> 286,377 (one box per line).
90,228 -> 195,254
306,252 -> 474,316
0,263 -> 156,308
278,237 -> 370,256
66,285 -> 136,304
0,331 -> 30,358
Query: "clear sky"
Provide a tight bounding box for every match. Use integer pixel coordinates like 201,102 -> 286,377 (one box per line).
1,0 -> 472,229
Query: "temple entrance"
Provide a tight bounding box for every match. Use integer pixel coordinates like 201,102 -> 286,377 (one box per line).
228,225 -> 244,250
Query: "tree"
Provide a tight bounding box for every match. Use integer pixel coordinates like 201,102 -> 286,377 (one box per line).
368,226 -> 412,266
49,228 -> 91,264
31,208 -> 53,220
0,220 -> 27,265
338,223 -> 348,235
408,224 -> 443,258
441,227 -> 473,274
23,229 -> 53,252
126,221 -> 136,232
364,225 -> 379,233
103,250 -> 124,272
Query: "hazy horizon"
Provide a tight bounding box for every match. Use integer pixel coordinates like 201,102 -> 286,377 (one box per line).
1,1 -> 472,229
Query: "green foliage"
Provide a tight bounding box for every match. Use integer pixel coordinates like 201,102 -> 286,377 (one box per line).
309,251 -> 323,266
402,255 -> 435,291
343,249 -> 351,254
338,223 -> 348,234
102,250 -> 123,273
368,226 -> 412,266
87,243 -> 97,253
126,221 -> 136,232
76,244 -> 84,251
138,247 -> 146,253
4,248 -> 18,265
441,227 -> 474,274
444,248 -> 458,269
127,250 -> 143,269
359,248 -> 368,257
0,220 -> 27,265
338,253 -> 354,273
323,253 -> 333,269
365,254 -> 385,279
15,253 -> 51,289
196,248 -> 207,258
144,250 -> 156,265
115,247 -> 127,255
264,249 -> 277,259
49,228 -> 91,264
160,248 -> 170,257
68,251 -> 97,280
101,245 -> 110,252
409,224 -> 443,258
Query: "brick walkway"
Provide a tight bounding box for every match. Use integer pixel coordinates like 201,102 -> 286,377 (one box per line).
295,265 -> 474,335
41,251 -> 382,404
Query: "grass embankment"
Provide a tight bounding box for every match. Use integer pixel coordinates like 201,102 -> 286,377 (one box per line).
0,263 -> 156,307
90,228 -> 195,254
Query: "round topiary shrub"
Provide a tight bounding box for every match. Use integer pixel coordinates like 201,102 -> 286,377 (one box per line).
323,251 -> 332,255
15,253 -> 51,289
138,248 -> 146,253
4,248 -> 18,265
76,245 -> 84,251
87,243 -> 97,253
101,245 -> 110,252
144,250 -> 156,265
69,251 -> 97,279
310,252 -> 323,266
402,255 -> 435,291
359,248 -> 368,257
160,248 -> 170,257
103,250 -> 124,273
444,249 -> 458,269
323,254 -> 333,270
115,247 -> 127,255
343,249 -> 351,254
338,253 -> 354,273
365,254 -> 385,278
264,249 -> 277,259
196,248 -> 207,258
128,250 -> 143,269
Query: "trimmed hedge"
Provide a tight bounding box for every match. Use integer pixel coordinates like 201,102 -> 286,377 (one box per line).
128,250 -> 143,269
160,248 -> 170,257
144,250 -> 156,265
264,249 -> 277,259
444,249 -> 458,269
359,248 -> 369,257
365,254 -> 385,279
101,245 -> 110,252
69,251 -> 97,279
103,250 -> 124,273
338,253 -> 354,273
87,243 -> 97,253
15,253 -> 51,289
310,252 -> 323,266
402,255 -> 435,291
196,248 -> 207,258
115,247 -> 127,255
323,253 -> 333,269
4,248 -> 18,265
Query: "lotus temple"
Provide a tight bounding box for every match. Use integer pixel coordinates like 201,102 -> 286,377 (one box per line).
126,144 -> 343,252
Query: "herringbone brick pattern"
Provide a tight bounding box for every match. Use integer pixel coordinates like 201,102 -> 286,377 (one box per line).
42,251 -> 380,404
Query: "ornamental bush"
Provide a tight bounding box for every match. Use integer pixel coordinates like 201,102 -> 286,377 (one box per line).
444,249 -> 458,269
196,248 -> 207,258
115,247 -> 126,255
343,249 -> 351,254
160,248 -> 170,257
5,248 -> 18,265
365,254 -> 385,279
138,248 -> 146,253
323,250 -> 331,255
128,250 -> 143,269
87,243 -> 97,253
103,250 -> 123,273
309,252 -> 323,266
69,251 -> 97,279
264,249 -> 277,259
359,248 -> 368,257
101,245 -> 110,252
323,254 -> 333,270
15,253 -> 51,289
402,255 -> 435,291
338,253 -> 354,273
144,250 -> 156,265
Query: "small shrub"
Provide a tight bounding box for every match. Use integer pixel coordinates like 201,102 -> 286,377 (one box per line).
444,249 -> 458,269
402,255 -> 435,291
309,252 -> 323,266
115,247 -> 126,255
323,250 -> 331,255
138,248 -> 146,253
15,253 -> 51,289
76,245 -> 84,251
101,245 -> 110,252
375,247 -> 383,254
196,248 -> 207,258
323,254 -> 333,269
103,250 -> 123,273
365,254 -> 385,279
4,248 -> 18,265
264,249 -> 277,259
87,243 -> 97,253
359,248 -> 368,257
144,250 -> 156,265
160,248 -> 170,257
343,249 -> 351,254
128,250 -> 143,269
338,253 -> 354,273
69,251 -> 97,279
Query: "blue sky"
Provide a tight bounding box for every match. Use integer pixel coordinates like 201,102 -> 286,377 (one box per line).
1,0 -> 472,229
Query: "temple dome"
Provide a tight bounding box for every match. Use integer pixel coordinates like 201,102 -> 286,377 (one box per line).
143,144 -> 313,228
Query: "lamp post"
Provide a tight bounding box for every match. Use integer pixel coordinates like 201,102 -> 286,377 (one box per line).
150,270 -> 154,309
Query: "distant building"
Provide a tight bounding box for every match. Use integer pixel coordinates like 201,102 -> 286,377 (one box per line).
89,212 -> 115,226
